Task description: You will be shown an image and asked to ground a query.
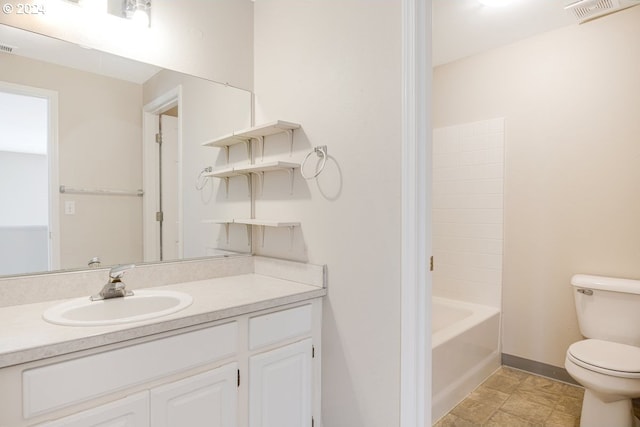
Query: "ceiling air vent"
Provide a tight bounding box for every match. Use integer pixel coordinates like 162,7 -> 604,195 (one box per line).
0,43 -> 16,54
565,0 -> 640,23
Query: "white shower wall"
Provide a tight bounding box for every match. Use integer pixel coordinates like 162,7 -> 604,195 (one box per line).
432,118 -> 504,308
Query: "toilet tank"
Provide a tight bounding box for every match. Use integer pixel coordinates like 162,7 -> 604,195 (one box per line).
572,274 -> 640,346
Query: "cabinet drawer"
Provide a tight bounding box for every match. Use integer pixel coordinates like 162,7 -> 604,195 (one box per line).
36,392 -> 149,427
249,305 -> 312,350
23,322 -> 237,418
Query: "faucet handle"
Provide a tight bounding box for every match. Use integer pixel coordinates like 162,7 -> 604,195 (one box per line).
109,264 -> 135,281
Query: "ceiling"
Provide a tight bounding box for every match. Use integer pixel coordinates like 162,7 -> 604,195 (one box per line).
432,0 -> 578,66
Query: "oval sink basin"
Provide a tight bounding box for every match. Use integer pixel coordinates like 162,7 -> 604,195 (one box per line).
43,290 -> 193,326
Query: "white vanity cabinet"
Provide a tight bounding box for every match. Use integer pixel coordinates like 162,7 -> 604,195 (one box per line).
2,298 -> 321,427
37,363 -> 239,427
247,303 -> 317,427
249,339 -> 313,427
37,392 -> 149,427
150,362 -> 238,427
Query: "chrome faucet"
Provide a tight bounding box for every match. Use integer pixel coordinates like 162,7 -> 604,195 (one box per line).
90,264 -> 135,301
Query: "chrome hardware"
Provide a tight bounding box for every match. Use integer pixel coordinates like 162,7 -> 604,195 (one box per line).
90,264 -> 135,301
577,288 -> 594,296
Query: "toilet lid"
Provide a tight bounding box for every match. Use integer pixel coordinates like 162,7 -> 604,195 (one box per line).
568,339 -> 640,378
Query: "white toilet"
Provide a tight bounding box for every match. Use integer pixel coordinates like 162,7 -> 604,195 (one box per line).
566,274 -> 640,427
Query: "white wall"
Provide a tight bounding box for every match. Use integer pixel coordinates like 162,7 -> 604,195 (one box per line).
253,1 -> 403,425
0,0 -> 254,90
433,6 -> 640,367
433,118 -> 504,308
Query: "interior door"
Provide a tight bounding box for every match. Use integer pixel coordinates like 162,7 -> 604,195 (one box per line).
159,113 -> 180,261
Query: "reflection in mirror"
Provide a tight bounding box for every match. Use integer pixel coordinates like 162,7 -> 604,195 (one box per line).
0,24 -> 252,278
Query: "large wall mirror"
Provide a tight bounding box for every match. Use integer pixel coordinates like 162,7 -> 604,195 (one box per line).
0,23 -> 253,277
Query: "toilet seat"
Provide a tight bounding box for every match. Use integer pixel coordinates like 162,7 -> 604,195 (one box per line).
568,339 -> 640,378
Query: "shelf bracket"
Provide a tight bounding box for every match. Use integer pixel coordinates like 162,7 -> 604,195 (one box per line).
224,177 -> 230,199
288,226 -> 295,251
288,168 -> 295,195
260,225 -> 266,248
258,171 -> 265,196
224,223 -> 230,244
244,174 -> 252,198
245,224 -> 252,247
286,129 -> 294,156
239,139 -> 251,163
224,146 -> 230,164
256,136 -> 265,162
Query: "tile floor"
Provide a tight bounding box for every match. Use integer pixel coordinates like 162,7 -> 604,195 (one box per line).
434,366 -> 583,426
434,366 -> 640,426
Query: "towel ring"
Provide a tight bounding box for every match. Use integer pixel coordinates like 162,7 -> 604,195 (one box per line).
300,146 -> 327,179
195,166 -> 212,190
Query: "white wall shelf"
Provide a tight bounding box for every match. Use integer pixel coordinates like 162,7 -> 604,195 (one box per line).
202,120 -> 300,148
203,120 -> 302,253
202,120 -> 301,161
206,161 -> 300,195
203,219 -> 300,248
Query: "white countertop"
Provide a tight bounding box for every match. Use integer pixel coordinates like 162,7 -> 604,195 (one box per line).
0,273 -> 326,368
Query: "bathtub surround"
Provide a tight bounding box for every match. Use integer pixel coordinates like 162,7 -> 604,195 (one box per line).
431,118 -> 504,421
434,5 -> 640,371
432,118 -> 504,308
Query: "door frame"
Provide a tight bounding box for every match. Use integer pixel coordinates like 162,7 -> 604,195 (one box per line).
400,0 -> 431,425
0,81 -> 59,271
142,86 -> 183,262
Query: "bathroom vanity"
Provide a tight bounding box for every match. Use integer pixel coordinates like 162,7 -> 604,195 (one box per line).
0,256 -> 325,427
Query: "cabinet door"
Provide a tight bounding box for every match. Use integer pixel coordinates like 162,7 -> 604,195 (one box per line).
150,362 -> 238,427
36,392 -> 148,427
249,339 -> 312,427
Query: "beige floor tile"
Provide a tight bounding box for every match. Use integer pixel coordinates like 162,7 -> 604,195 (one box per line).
500,393 -> 554,424
433,413 -> 477,427
484,410 -> 535,427
512,388 -> 558,409
434,367 -> 587,427
553,395 -> 582,418
559,383 -> 584,400
544,410 -> 579,427
481,372 -> 523,394
450,397 -> 500,424
498,366 -> 531,381
518,374 -> 568,396
468,384 -> 510,405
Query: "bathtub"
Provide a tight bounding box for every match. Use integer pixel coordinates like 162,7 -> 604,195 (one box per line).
431,297 -> 501,423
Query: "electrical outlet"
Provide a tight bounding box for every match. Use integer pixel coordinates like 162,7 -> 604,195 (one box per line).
64,201 -> 75,215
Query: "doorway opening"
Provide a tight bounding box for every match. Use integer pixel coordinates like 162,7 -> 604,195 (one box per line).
0,82 -> 58,275
142,87 -> 182,263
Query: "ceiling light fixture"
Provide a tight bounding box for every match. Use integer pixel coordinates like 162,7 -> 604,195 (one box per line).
124,0 -> 151,27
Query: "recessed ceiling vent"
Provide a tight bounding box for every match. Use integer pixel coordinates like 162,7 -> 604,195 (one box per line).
565,0 -> 640,23
0,43 -> 16,54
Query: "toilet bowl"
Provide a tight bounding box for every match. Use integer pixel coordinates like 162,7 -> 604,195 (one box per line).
565,339 -> 640,427
566,274 -> 640,427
